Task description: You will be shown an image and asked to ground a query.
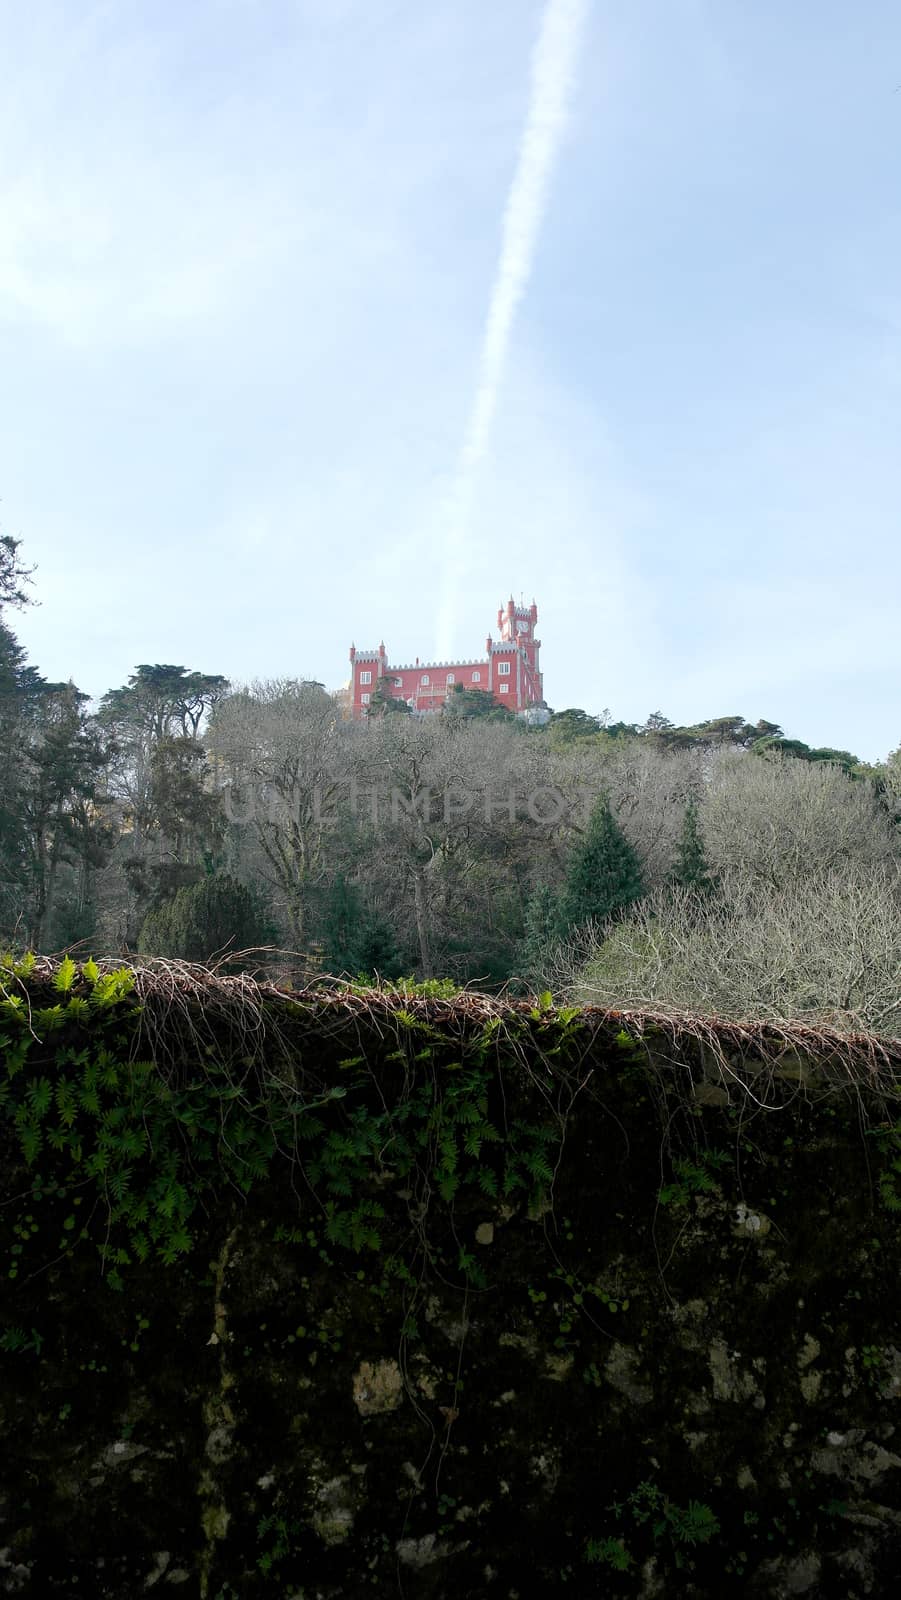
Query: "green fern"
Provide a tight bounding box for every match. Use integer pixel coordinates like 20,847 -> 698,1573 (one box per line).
660,1499 -> 720,1546
53,957 -> 77,994
585,1536 -> 632,1570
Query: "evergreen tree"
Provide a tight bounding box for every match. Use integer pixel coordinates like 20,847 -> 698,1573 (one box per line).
443,684 -> 513,722
137,873 -> 271,966
672,797 -> 714,893
366,682 -> 411,717
519,882 -> 563,979
321,872 -> 362,973
0,534 -> 34,612
321,873 -> 403,980
545,707 -> 604,745
22,681 -> 110,948
559,798 -> 643,933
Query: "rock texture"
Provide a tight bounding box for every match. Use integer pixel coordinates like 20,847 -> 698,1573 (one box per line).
0,987 -> 900,1596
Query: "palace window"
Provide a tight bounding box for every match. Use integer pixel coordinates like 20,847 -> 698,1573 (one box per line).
472,671 -> 481,683
499,684 -> 509,694
498,661 -> 511,675
447,673 -> 455,684
421,674 -> 430,685
360,670 -> 372,684
361,693 -> 371,704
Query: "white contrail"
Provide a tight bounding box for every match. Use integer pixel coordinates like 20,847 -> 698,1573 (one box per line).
435,0 -> 590,659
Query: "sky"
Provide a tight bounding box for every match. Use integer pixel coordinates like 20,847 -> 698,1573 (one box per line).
1,0 -> 899,761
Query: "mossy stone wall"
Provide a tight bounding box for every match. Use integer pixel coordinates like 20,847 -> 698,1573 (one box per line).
1,967 -> 900,1597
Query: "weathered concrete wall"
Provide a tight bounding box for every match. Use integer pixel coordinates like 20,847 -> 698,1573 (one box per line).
1,978 -> 900,1597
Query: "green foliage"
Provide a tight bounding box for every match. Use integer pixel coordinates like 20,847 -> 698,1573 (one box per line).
589,1479 -> 720,1573
383,975 -> 460,999
321,874 -> 404,980
866,1118 -> 901,1212
672,797 -> 714,893
0,670 -> 111,948
0,957 -> 566,1292
256,1511 -> 303,1576
650,715 -> 782,752
752,734 -> 862,775
443,683 -> 513,722
365,680 -> 411,717
664,1498 -> 720,1545
658,1151 -> 730,1207
146,737 -> 225,864
860,1344 -> 888,1389
53,955 -> 77,993
585,1535 -> 632,1569
0,1325 -> 43,1356
0,956 -> 272,1278
545,707 -> 605,745
138,873 -> 272,965
519,884 -> 563,982
0,534 -> 35,613
559,797 -> 644,935
99,664 -> 228,745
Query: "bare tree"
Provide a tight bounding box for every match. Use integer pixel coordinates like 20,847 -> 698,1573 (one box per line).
599,742 -> 702,887
700,750 -> 896,888
205,680 -> 345,950
561,862 -> 901,1037
349,715 -> 563,980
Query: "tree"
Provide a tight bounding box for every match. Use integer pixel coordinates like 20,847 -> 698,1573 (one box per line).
564,863 -> 901,1038
146,737 -> 224,869
100,665 -> 229,746
545,707 -> 604,745
0,534 -> 35,613
0,683 -> 108,948
11,682 -> 109,948
0,622 -> 32,930
443,684 -> 513,722
0,542 -> 110,946
751,735 -> 861,775
137,873 -> 272,965
672,797 -> 714,893
365,681 -> 411,718
518,882 -> 563,986
648,716 -> 783,752
557,737 -> 701,890
320,872 -> 403,979
205,679 -> 345,949
884,742 -> 901,825
348,712 -> 548,981
559,797 -> 644,934
700,751 -> 895,889
96,664 -> 228,942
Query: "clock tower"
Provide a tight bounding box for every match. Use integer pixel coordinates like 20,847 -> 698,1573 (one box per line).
497,596 -> 541,683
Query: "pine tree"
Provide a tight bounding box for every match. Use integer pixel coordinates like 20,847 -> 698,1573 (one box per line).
321,873 -> 361,974
520,883 -> 563,979
559,798 -> 643,933
672,797 -> 714,893
321,873 -> 403,980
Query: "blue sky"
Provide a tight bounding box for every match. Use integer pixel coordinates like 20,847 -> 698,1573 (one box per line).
2,0 -> 899,760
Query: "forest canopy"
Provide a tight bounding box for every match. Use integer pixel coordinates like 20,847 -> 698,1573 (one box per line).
1,539 -> 899,1034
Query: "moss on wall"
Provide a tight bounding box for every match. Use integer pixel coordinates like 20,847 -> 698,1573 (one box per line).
1,958 -> 900,1597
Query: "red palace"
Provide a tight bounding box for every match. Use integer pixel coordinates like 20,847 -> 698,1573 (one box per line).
347,597 -> 545,718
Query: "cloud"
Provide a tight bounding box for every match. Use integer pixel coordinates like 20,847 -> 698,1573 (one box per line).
435,0 -> 590,657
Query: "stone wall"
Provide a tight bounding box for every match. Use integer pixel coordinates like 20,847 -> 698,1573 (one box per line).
1,970 -> 900,1596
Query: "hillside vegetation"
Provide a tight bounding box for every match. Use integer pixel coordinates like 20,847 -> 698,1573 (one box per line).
2,536 -> 899,1033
